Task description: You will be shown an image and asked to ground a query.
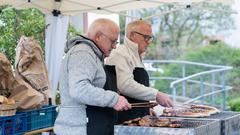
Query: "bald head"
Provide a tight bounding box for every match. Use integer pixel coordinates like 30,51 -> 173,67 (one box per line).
87,18 -> 120,57
88,18 -> 119,40
126,20 -> 151,38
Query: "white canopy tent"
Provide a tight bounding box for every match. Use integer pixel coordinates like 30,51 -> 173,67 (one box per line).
1,0 -> 234,15
0,0 -> 236,100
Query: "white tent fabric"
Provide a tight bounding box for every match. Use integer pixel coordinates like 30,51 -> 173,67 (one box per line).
45,14 -> 69,100
1,0 -> 235,16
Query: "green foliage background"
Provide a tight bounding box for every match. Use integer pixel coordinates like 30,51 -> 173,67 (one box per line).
229,98 -> 240,111
0,6 -> 45,64
153,42 -> 240,107
182,43 -> 240,93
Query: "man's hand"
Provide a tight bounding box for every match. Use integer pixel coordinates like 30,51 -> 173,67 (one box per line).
156,92 -> 173,107
113,96 -> 132,111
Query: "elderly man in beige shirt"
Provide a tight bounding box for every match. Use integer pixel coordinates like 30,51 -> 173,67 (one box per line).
105,20 -> 173,123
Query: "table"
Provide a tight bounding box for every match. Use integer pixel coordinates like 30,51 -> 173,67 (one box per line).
24,127 -> 53,135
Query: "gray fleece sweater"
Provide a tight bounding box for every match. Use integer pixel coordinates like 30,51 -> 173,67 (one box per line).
54,35 -> 119,135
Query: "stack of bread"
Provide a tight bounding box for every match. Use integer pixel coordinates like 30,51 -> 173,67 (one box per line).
0,95 -> 17,116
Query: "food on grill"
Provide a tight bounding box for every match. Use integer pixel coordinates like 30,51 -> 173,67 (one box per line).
123,115 -> 181,128
123,117 -> 141,126
168,120 -> 181,128
139,116 -> 152,126
163,108 -> 177,117
175,109 -> 210,117
191,104 -> 220,115
150,118 -> 170,127
162,104 -> 220,118
169,123 -> 181,128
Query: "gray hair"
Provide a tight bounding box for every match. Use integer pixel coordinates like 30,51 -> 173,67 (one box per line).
88,18 -> 119,38
126,20 -> 151,37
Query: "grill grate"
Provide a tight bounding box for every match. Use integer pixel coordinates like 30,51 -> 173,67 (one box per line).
115,112 -> 240,135
177,120 -> 210,128
115,118 -> 220,135
206,111 -> 238,119
160,111 -> 240,135
195,111 -> 240,135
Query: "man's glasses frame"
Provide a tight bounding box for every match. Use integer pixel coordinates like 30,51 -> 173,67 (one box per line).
133,31 -> 153,42
101,32 -> 119,45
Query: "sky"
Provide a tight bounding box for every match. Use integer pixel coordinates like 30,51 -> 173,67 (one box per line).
225,1 -> 240,47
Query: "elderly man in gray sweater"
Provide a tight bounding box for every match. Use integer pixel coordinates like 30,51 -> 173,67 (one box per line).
54,19 -> 131,135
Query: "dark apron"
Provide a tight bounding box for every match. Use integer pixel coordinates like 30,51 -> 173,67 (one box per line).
86,65 -> 117,135
118,67 -> 150,124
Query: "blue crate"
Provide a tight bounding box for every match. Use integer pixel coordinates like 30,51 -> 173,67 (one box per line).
15,113 -> 27,135
24,105 -> 57,131
0,113 -> 27,135
0,115 -> 15,135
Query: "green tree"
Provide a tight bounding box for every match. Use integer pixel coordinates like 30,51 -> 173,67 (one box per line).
0,6 -> 45,64
136,3 -> 235,59
181,43 -> 240,93
153,43 -> 240,103
154,3 -> 234,47
67,25 -> 83,38
119,13 -> 126,44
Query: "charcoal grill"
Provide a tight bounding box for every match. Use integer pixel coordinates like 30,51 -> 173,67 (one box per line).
191,111 -> 240,135
114,118 -> 220,135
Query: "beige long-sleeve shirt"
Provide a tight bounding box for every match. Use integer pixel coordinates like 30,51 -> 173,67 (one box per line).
105,37 -> 158,101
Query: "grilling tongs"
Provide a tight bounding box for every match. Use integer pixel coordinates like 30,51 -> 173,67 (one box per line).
131,102 -> 158,108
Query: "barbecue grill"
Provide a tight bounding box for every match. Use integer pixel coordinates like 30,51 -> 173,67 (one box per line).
114,118 -> 220,135
192,111 -> 240,135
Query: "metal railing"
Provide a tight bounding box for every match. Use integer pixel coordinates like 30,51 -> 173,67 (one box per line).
143,60 -> 232,110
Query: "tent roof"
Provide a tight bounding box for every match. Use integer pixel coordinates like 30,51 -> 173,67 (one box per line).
1,0 -> 235,16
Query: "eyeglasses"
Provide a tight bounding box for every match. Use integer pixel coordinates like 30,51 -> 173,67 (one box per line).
133,31 -> 153,42
101,32 -> 119,45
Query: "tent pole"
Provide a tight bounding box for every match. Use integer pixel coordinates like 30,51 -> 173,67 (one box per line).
83,13 -> 88,33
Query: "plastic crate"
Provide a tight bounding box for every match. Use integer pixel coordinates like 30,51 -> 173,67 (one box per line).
0,112 -> 27,135
24,105 -> 57,131
15,113 -> 27,135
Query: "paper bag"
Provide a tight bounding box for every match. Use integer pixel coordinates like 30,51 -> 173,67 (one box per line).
0,53 -> 14,97
15,36 -> 51,103
10,77 -> 45,110
0,53 -> 44,109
